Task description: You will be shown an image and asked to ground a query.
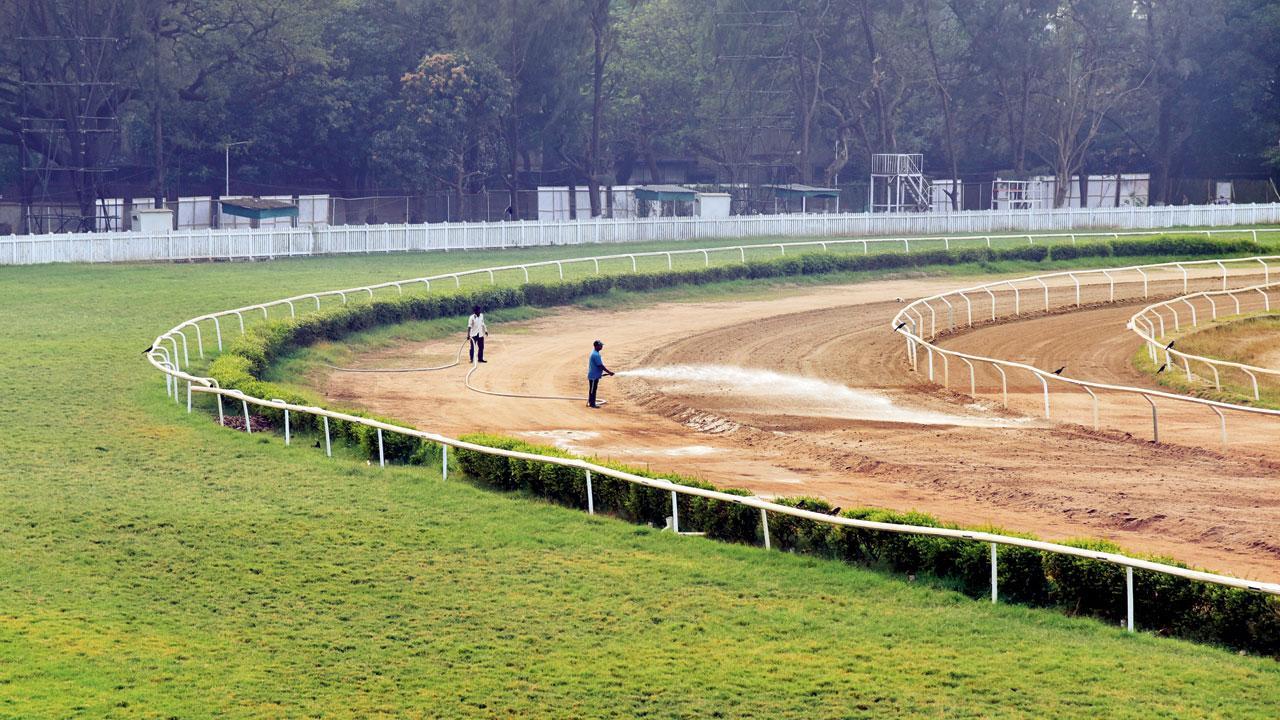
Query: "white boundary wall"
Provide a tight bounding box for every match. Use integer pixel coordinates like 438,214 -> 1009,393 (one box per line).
5,202 -> 1280,266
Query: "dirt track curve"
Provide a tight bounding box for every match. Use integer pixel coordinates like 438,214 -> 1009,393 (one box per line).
322,276 -> 1280,579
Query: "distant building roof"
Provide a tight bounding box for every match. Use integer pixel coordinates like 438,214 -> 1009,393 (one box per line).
219,197 -> 298,220
633,185 -> 698,202
763,184 -> 841,198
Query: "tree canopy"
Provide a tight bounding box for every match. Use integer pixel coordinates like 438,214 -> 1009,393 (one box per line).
1,0 -> 1276,214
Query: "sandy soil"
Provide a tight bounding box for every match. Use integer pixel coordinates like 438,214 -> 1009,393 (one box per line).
321,275 -> 1280,579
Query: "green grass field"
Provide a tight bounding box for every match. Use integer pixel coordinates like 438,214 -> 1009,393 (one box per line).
3,236 -> 1280,718
1137,312 -> 1280,409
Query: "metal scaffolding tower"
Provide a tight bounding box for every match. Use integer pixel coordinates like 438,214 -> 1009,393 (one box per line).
869,153 -> 931,213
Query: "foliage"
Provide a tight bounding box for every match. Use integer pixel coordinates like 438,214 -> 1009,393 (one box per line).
2,0 -> 1277,201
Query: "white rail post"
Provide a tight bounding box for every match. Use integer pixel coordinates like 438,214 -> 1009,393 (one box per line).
377,428 -> 385,467
184,382 -> 191,413
993,363 -> 1008,407
1126,566 -> 1135,632
216,393 -> 224,425
961,357 -> 976,395
242,399 -> 252,434
1036,373 -> 1050,418
323,417 -> 332,457
1081,386 -> 1099,430
761,508 -> 771,549
1142,395 -> 1159,443
284,409 -> 291,445
585,470 -> 594,514
1210,406 -> 1227,452
990,543 -> 998,603
671,491 -> 680,533
442,444 -> 448,480
1242,369 -> 1260,401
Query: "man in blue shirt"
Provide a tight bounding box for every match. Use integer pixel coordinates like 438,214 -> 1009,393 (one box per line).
586,340 -> 614,409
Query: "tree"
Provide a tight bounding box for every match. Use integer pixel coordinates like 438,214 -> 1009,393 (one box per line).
374,52 -> 511,211
1033,0 -> 1146,207
609,0 -> 701,184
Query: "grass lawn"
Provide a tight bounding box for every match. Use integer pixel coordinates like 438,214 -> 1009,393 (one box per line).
3,238 -> 1280,718
1137,313 -> 1280,409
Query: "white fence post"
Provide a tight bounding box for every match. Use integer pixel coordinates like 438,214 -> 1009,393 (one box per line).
585,469 -> 595,514
990,543 -> 998,603
761,508 -> 771,549
671,491 -> 680,533
1126,566 -> 1135,632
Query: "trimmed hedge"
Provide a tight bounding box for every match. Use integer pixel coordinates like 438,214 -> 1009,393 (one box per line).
201,234 -> 1280,654
453,433 -> 1280,656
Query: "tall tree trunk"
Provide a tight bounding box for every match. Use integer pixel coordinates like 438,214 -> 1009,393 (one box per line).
919,0 -> 958,209
504,0 -> 522,219
585,0 -> 609,218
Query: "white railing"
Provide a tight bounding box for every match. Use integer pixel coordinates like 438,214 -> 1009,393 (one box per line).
892,255 -> 1280,450
143,229 -> 1280,638
7,201 -> 1280,266
1130,281 -> 1280,401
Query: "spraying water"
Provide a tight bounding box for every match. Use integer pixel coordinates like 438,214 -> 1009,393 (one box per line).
617,364 -> 1020,428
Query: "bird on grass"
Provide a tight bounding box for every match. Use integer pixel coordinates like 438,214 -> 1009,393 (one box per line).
1156,364 -> 1168,374
828,506 -> 842,516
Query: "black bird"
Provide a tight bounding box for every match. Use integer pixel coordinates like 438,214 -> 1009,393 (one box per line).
895,321 -> 908,331
1166,340 -> 1176,349
141,345 -> 153,354
828,506 -> 842,516
1156,364 -> 1168,374
1053,366 -> 1066,375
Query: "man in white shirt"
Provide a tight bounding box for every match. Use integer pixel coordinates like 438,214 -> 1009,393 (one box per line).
467,306 -> 487,363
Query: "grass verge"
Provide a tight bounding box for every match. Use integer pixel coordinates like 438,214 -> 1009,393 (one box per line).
1136,313 -> 1280,408
2,234 -> 1280,717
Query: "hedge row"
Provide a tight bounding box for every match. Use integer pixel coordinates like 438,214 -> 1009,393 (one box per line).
201,234 -> 1280,654
454,433 -> 1280,656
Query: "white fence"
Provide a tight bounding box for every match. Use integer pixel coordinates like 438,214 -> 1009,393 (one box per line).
145,231 -> 1280,640
892,254 -> 1280,449
7,201 -> 1280,266
1131,281 -> 1279,399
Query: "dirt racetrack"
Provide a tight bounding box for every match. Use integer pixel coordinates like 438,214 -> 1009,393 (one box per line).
321,276 -> 1280,579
